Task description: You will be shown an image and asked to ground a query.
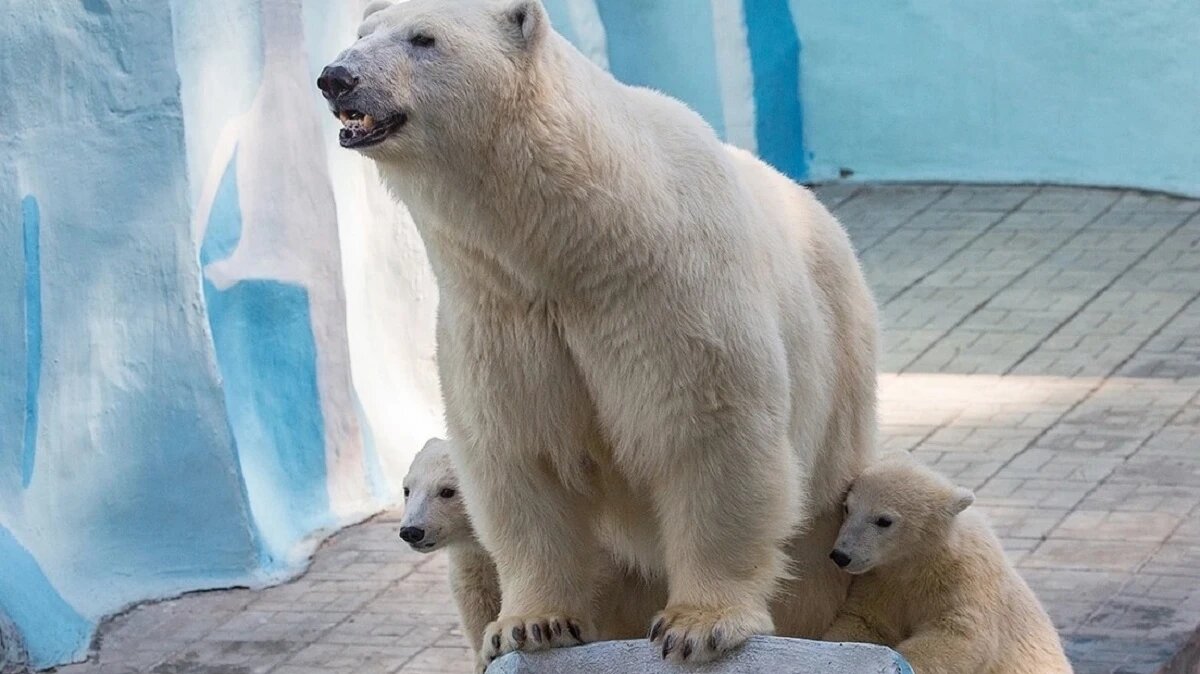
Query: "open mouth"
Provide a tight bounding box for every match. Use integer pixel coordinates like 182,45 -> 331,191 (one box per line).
336,109 -> 406,149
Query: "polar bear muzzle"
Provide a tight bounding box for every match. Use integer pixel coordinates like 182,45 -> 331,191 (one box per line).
317,63 -> 408,149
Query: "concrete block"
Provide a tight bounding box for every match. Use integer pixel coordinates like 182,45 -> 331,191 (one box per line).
487,636 -> 912,674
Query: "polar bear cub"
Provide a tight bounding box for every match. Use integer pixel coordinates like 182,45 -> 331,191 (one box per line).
824,452 -> 1072,674
400,439 -> 663,672
400,439 -> 501,672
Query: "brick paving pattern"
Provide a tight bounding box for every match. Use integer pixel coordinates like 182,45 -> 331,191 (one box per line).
55,184 -> 1200,674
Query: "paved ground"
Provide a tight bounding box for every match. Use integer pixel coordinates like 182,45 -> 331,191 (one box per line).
55,184 -> 1200,674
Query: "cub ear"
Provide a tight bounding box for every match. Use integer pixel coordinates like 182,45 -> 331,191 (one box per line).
504,0 -> 548,48
362,0 -> 393,20
946,487 -> 975,516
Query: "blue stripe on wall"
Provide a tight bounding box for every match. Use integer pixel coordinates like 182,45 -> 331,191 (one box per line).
203,278 -> 331,562
199,153 -> 242,267
594,0 -> 726,136
743,0 -> 808,179
0,524 -> 92,668
21,196 -> 41,488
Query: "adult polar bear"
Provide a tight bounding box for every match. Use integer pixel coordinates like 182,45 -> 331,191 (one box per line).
320,0 -> 878,664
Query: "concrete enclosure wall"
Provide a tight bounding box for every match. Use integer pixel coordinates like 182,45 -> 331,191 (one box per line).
794,1 -> 1200,195
0,0 -> 1194,669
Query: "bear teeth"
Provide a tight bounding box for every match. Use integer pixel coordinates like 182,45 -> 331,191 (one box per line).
337,110 -> 371,128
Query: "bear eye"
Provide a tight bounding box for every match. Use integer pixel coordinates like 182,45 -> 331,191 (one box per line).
410,33 -> 435,48
439,488 -> 456,499
402,487 -> 410,499
875,516 -> 893,528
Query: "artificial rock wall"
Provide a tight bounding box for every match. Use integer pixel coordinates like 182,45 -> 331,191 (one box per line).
0,0 -> 444,667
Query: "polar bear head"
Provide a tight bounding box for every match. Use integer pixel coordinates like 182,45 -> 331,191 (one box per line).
830,452 -> 975,574
398,438 -> 474,552
317,0 -> 552,160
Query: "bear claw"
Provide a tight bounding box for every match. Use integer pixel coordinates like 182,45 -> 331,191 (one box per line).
649,604 -> 771,663
483,614 -> 588,662
648,617 -> 665,642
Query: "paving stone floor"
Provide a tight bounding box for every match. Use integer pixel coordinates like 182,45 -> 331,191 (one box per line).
55,184 -> 1200,674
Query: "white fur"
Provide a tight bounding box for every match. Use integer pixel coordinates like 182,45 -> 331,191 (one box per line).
332,0 -> 878,664
401,439 -> 499,674
825,453 -> 1073,674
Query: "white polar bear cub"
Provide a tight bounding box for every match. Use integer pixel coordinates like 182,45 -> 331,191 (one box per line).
399,438 -> 664,672
824,452 -> 1073,674
322,0 -> 878,665
399,439 -> 501,672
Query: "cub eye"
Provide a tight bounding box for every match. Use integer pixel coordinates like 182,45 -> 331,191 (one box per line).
438,488 -> 456,499
875,516 -> 893,528
410,33 -> 435,48
402,487 -> 410,498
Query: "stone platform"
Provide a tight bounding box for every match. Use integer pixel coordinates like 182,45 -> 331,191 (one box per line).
486,637 -> 911,674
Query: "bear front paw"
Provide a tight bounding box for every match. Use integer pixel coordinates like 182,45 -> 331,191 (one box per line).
482,614 -> 587,664
648,604 -> 773,663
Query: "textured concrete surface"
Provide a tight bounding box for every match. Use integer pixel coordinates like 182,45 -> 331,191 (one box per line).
486,637 -> 911,674
1,609 -> 29,674
52,184 -> 1200,674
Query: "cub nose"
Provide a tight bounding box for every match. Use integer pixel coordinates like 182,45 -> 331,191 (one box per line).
317,64 -> 358,99
830,550 -> 852,568
398,526 -> 426,544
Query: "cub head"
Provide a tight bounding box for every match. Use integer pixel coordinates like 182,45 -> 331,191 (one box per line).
398,438 -> 473,552
317,0 -> 551,160
830,452 -> 975,574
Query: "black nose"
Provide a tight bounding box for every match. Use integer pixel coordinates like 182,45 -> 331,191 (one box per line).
398,526 -> 425,544
830,550 -> 851,568
317,65 -> 358,99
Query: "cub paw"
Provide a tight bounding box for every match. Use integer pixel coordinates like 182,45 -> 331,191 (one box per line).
482,614 -> 587,664
648,604 -> 772,663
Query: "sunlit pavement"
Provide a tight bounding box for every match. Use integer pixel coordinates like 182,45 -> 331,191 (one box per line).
56,184 -> 1200,674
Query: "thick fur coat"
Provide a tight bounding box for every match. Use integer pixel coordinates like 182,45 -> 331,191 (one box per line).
825,453 -> 1073,674
324,0 -> 878,664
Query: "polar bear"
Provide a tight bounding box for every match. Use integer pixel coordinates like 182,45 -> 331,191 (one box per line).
824,453 -> 1073,674
400,438 -> 664,671
399,438 -> 500,672
321,0 -> 878,664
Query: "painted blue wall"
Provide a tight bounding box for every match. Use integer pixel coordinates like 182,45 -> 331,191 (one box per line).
792,0 -> 1200,195
594,0 -> 727,136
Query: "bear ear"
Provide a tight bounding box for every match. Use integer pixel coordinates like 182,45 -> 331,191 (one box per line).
504,0 -> 548,48
946,487 -> 975,516
362,0 -> 393,21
